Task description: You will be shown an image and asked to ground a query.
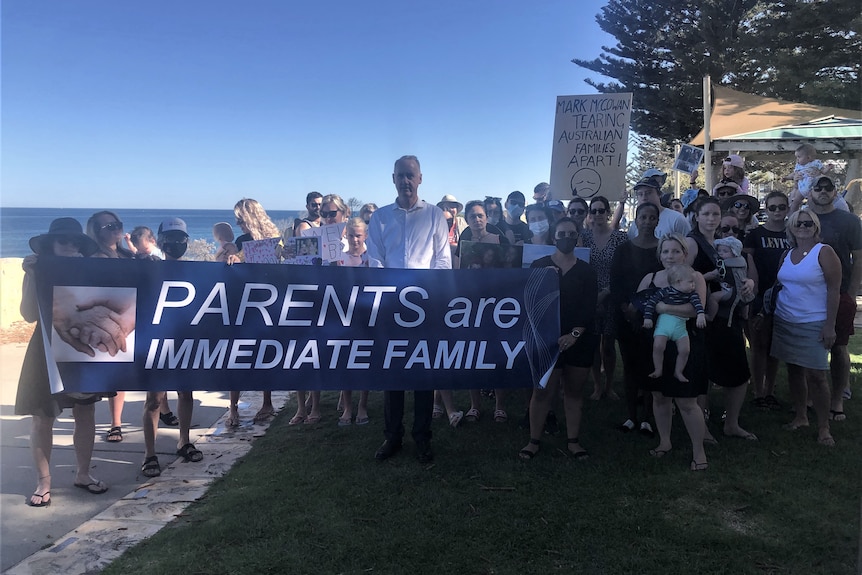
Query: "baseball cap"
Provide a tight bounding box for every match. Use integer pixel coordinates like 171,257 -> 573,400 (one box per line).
158,217 -> 189,237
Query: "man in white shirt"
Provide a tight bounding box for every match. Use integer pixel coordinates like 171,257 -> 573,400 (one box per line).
627,175 -> 691,239
367,155 -> 451,463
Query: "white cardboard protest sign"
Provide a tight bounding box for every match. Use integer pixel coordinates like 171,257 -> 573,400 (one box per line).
550,93 -> 632,200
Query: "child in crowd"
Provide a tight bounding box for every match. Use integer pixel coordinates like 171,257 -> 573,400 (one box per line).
710,237 -> 754,324
126,226 -> 163,259
719,154 -> 750,193
785,144 -> 845,212
212,222 -> 239,263
642,264 -> 707,382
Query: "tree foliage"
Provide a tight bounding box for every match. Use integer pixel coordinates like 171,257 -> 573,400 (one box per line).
574,0 -> 862,144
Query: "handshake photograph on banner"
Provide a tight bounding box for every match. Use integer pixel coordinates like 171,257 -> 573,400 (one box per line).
51,286 -> 137,362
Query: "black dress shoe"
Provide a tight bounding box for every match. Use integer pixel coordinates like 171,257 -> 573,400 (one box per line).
415,440 -> 434,463
375,440 -> 402,461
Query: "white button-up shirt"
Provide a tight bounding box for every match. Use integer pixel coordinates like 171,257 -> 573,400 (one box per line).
367,199 -> 452,269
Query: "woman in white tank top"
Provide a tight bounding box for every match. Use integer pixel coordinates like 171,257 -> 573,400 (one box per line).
770,209 -> 841,446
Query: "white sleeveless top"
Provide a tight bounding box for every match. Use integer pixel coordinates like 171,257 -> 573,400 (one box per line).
775,243 -> 826,323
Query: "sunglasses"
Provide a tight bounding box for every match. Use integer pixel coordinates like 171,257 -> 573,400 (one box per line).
55,237 -> 81,248
589,208 -> 608,215
321,210 -> 340,219
100,221 -> 123,232
716,190 -> 735,197
767,204 -> 788,212
716,259 -> 727,279
556,231 -> 578,238
732,201 -> 750,210
796,220 -> 815,228
719,225 -> 743,235
568,208 -> 586,215
812,186 -> 833,192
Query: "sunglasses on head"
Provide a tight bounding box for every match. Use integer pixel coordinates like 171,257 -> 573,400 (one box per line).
767,204 -> 788,212
556,231 -> 578,238
568,208 -> 586,215
796,220 -> 815,228
321,210 -> 340,219
719,225 -> 743,235
732,201 -> 750,210
589,208 -> 607,215
100,221 -> 123,232
485,196 -> 502,203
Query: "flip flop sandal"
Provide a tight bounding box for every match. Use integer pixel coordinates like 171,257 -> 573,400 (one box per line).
176,443 -> 203,462
27,491 -> 51,507
74,480 -> 108,494
141,456 -> 161,478
106,426 -> 123,443
355,416 -> 370,426
288,414 -> 306,425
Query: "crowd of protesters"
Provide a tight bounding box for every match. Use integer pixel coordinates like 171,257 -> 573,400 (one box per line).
15,151 -> 859,507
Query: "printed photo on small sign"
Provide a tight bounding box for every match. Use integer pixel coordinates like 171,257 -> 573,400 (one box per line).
460,242 -> 523,269
550,93 -> 632,201
282,237 -> 322,265
242,237 -> 282,264
672,144 -> 705,175
300,222 -> 346,263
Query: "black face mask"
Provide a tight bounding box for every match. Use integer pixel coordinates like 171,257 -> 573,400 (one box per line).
162,242 -> 188,259
555,237 -> 576,254
447,218 -> 454,230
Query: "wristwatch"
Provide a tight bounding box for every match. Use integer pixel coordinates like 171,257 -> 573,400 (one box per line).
570,328 -> 581,338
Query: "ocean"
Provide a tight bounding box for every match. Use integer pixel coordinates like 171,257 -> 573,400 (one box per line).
0,207 -> 303,258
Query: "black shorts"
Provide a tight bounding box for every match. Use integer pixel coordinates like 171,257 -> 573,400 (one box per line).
555,332 -> 599,369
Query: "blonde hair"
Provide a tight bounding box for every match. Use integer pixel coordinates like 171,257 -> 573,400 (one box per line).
212,222 -> 235,242
786,209 -> 821,247
667,264 -> 696,285
321,194 -> 351,217
233,198 -> 281,240
346,216 -> 367,233
657,232 -> 689,260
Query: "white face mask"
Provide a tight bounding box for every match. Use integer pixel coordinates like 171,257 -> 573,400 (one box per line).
529,220 -> 549,235
507,204 -> 524,219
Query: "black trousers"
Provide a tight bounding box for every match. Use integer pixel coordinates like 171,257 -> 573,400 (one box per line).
383,390 -> 433,443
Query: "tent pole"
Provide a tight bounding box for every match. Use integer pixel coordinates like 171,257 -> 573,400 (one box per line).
703,75 -> 712,189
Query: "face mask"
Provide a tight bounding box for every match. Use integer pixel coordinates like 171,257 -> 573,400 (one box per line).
162,242 -> 188,259
508,204 -> 524,220
487,215 -> 500,226
555,237 -> 576,254
529,220 -> 549,235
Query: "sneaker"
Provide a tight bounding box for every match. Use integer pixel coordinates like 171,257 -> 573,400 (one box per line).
619,419 -> 636,432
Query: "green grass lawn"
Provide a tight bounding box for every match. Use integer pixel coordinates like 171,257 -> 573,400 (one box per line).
102,342 -> 862,575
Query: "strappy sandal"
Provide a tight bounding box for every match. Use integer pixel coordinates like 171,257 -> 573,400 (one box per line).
465,408 -> 481,422
176,443 -> 203,462
106,426 -> 123,442
519,438 -> 540,460
567,438 -> 589,459
432,404 -> 445,419
159,411 -> 179,426
448,410 -> 463,428
141,456 -> 161,477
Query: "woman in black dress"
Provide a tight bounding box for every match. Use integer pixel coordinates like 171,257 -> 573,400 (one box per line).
610,202 -> 662,434
16,218 -> 110,506
519,217 -> 598,459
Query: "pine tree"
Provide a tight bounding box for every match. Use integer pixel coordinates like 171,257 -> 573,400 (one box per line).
574,0 -> 861,143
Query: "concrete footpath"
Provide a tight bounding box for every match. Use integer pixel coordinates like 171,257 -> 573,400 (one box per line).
0,341 -> 290,574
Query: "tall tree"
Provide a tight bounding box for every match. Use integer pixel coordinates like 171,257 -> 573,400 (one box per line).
574,0 -> 861,143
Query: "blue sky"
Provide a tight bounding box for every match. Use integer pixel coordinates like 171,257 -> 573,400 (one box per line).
2,0 -> 614,210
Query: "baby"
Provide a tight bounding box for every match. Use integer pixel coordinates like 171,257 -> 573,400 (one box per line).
212,222 -> 239,262
642,264 -> 706,382
711,237 -> 755,325
786,144 -> 845,212
126,226 -> 164,260
720,155 -> 750,194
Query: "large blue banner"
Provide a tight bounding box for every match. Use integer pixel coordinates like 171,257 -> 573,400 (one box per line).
35,258 -> 561,393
